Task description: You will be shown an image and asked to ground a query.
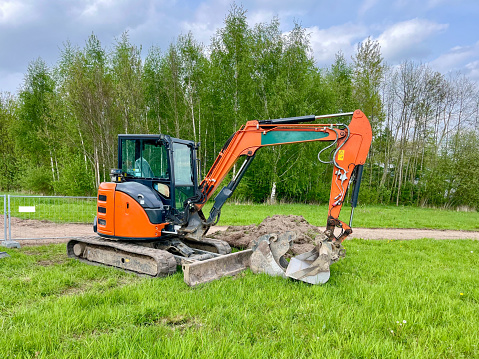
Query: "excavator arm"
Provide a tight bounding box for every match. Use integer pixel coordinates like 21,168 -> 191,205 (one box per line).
192,110 -> 372,243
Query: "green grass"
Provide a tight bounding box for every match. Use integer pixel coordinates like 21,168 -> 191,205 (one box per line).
213,203 -> 479,230
1,239 -> 479,358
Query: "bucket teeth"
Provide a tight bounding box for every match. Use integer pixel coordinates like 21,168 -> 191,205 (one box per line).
249,231 -> 345,285
250,232 -> 295,277
285,240 -> 344,284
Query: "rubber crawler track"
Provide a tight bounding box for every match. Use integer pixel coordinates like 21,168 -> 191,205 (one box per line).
67,236 -> 177,277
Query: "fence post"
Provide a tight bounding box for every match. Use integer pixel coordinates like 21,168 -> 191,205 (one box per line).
8,195 -> 11,241
1,195 -> 20,249
0,195 -> 8,257
3,195 -> 6,242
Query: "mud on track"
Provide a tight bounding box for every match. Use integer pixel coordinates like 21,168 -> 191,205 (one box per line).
3,215 -> 479,247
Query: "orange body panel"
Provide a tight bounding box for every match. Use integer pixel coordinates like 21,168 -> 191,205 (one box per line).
113,191 -> 166,239
97,182 -> 116,236
97,182 -> 166,239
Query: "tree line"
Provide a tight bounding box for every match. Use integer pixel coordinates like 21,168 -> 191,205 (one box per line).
1,5 -> 478,210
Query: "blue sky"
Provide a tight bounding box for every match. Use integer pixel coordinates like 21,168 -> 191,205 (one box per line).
1,0 -> 478,94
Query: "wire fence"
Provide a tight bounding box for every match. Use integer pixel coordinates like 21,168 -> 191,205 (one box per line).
5,195 -> 96,241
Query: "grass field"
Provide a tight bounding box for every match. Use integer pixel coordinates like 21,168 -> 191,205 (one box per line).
215,203 -> 479,230
1,238 -> 478,358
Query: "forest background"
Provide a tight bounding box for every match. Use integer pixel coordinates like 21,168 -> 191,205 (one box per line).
1,5 -> 478,210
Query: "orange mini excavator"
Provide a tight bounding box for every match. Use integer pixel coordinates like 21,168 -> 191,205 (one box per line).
67,110 -> 372,285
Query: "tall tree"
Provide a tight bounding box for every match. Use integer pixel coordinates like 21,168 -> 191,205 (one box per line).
352,38 -> 385,195
111,32 -> 144,134
143,45 -> 165,134
326,51 -> 354,112
352,37 -> 385,128
210,3 -> 253,135
64,34 -> 116,188
16,58 -> 56,193
0,93 -> 18,190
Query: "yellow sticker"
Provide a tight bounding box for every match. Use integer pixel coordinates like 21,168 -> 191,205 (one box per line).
337,150 -> 345,161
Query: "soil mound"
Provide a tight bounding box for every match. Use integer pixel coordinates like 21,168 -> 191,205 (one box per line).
208,214 -> 325,255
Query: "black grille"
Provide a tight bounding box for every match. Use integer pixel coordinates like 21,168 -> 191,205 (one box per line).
98,206 -> 106,214
98,219 -> 106,226
98,195 -> 107,201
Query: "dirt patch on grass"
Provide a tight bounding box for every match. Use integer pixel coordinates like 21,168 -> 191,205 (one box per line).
61,277 -> 139,296
22,250 -> 44,256
4,217 -> 94,244
208,214 -> 321,255
36,259 -> 67,267
164,316 -> 202,331
135,312 -> 202,331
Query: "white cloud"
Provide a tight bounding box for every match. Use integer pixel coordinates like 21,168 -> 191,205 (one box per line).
180,0 -> 230,46
71,0 -> 152,26
0,0 -> 35,25
248,10 -> 276,26
375,18 -> 448,61
247,8 -> 301,27
465,61 -> 479,82
430,41 -> 479,80
307,23 -> 368,65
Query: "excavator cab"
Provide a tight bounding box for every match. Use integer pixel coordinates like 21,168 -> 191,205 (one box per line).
117,134 -> 198,211
94,134 -> 201,240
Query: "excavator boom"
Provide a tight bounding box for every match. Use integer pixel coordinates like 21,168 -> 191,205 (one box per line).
194,110 -> 372,243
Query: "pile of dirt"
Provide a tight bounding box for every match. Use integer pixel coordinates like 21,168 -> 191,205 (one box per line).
208,215 -> 326,255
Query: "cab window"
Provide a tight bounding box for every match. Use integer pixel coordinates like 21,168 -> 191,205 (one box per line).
121,139 -> 169,179
173,142 -> 195,209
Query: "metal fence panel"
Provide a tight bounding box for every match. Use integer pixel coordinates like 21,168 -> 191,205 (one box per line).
7,195 -> 96,241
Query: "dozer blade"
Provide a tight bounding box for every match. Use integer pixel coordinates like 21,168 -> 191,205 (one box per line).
285,240 -> 342,285
182,249 -> 253,286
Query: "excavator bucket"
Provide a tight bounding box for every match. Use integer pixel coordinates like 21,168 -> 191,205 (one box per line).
249,232 -> 295,277
249,232 -> 344,284
286,241 -> 331,284
286,240 -> 344,284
